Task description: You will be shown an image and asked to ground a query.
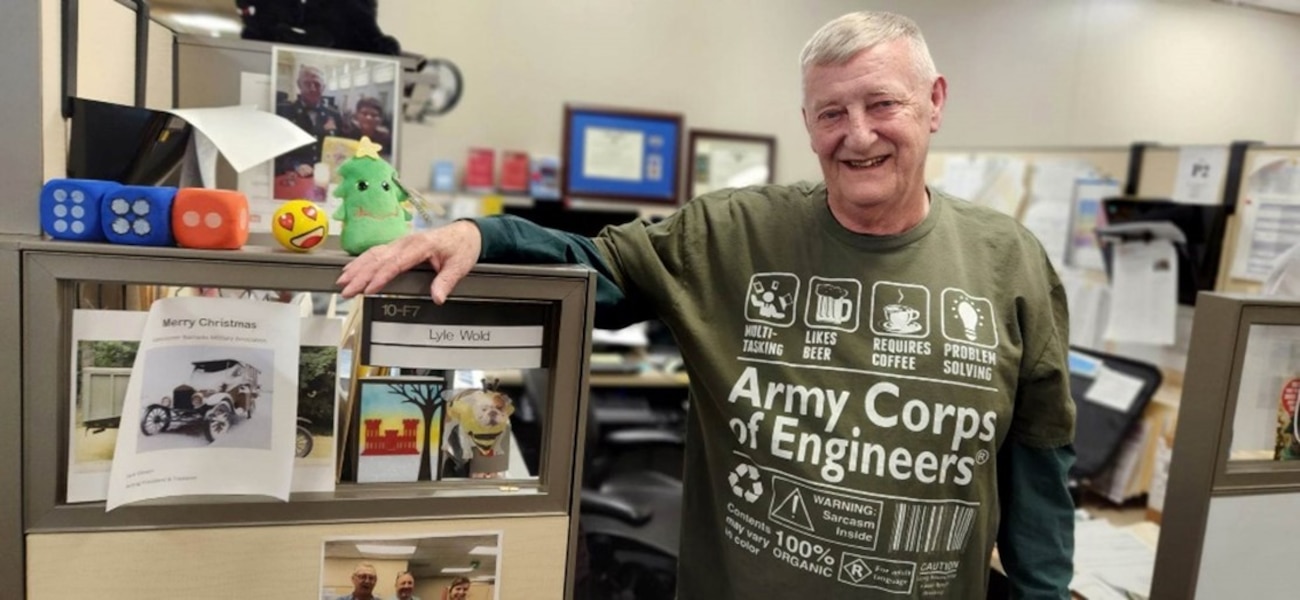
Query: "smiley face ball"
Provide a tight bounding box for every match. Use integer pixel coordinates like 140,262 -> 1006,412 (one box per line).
272,200 -> 329,252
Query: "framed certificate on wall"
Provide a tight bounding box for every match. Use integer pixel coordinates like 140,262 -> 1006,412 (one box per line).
687,129 -> 776,199
561,104 -> 683,204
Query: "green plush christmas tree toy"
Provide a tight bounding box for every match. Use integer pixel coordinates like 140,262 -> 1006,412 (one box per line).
332,136 -> 412,256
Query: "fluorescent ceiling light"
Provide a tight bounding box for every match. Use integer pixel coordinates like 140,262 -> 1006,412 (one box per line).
169,13 -> 244,35
356,544 -> 417,556
468,546 -> 499,556
470,576 -> 495,582
441,567 -> 474,574
1214,0 -> 1300,16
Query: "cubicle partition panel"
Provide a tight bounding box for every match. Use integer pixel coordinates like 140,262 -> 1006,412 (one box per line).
0,241 -> 24,596
1153,293 -> 1300,599
13,239 -> 595,599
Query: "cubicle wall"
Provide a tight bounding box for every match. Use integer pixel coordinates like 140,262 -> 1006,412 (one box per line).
6,239 -> 597,599
1153,294 -> 1300,598
0,243 -> 23,592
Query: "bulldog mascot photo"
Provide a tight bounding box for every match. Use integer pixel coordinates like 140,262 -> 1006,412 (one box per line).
440,380 -> 515,478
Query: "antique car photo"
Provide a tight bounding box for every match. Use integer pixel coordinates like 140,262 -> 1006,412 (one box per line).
140,359 -> 262,443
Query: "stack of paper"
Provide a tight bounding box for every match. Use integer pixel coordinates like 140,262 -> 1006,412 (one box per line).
1071,519 -> 1156,598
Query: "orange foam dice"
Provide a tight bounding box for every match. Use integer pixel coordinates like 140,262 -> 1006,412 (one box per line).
172,188 -> 250,249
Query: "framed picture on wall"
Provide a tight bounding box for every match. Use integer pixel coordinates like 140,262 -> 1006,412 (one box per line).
270,46 -> 401,209
561,104 -> 683,204
686,129 -> 776,199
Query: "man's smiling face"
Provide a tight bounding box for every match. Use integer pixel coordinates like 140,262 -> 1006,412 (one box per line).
802,38 -> 945,219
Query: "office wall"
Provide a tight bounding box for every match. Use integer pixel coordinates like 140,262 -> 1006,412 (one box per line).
39,0 -> 175,194
377,0 -> 1300,192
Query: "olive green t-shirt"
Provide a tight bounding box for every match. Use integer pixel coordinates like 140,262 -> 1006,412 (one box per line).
590,183 -> 1074,599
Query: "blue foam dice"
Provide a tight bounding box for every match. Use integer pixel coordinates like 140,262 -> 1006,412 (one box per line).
100,186 -> 177,246
40,178 -> 116,241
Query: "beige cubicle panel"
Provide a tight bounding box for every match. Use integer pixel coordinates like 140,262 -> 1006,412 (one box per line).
7,238 -> 596,599
1153,294 -> 1300,598
1133,146 -> 1180,198
28,515 -> 568,598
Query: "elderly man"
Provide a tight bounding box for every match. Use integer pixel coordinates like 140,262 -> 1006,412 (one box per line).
338,10 -> 1074,599
393,571 -> 419,600
336,562 -> 378,600
275,64 -> 345,179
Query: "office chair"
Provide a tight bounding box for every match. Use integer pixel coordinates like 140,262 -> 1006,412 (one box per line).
579,401 -> 685,600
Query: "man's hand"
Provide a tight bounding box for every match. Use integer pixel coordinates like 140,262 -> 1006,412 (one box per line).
336,220 -> 483,303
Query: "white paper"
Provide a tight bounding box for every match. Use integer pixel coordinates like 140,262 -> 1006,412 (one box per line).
592,322 -> 649,348
1104,239 -> 1178,346
1061,271 -> 1111,350
1084,366 -> 1145,413
934,155 -> 1027,217
1022,161 -> 1099,265
1067,179 -> 1122,272
70,310 -> 341,503
1230,154 -> 1300,282
1073,519 -> 1156,598
236,72 -> 278,232
106,297 -> 301,510
1069,573 -> 1130,600
1171,145 -> 1230,205
165,105 -> 315,175
582,126 -> 644,181
694,139 -> 771,195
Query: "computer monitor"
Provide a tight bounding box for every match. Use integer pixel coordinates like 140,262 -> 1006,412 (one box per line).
1100,198 -> 1229,306
502,203 -> 641,238
66,97 -> 193,186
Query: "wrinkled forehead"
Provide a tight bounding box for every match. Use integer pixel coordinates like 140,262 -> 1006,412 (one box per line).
802,42 -> 925,103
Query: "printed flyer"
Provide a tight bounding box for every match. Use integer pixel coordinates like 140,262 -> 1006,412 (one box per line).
68,310 -> 342,502
105,296 -> 301,510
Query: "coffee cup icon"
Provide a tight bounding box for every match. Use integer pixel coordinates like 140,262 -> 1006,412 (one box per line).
882,303 -> 921,333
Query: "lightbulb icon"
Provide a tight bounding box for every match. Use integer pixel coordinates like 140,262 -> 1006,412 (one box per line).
957,300 -> 979,341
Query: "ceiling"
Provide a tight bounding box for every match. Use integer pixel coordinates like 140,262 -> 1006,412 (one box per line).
150,0 -> 244,37
325,535 -> 500,581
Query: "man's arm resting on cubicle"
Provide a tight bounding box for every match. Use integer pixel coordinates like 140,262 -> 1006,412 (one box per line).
472,215 -> 650,329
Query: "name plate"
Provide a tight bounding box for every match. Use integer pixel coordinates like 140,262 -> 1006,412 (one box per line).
360,297 -> 551,370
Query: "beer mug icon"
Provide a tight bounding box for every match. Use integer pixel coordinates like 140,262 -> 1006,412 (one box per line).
814,283 -> 854,325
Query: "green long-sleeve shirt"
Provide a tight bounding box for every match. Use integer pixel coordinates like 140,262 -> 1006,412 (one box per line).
475,183 -> 1075,599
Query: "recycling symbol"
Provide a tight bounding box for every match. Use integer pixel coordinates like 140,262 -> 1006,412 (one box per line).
728,463 -> 763,503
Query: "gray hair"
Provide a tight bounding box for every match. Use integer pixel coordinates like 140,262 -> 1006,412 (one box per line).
799,11 -> 937,85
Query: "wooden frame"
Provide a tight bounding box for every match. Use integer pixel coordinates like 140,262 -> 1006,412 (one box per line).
686,129 -> 776,200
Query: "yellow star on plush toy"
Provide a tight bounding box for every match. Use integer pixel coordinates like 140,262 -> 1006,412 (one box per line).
354,136 -> 383,160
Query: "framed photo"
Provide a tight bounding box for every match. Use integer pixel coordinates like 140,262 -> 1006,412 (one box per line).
561,104 -> 683,204
320,532 -> 502,600
687,129 -> 776,199
270,46 -> 401,210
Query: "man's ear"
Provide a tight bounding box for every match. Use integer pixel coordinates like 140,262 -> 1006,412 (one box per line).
929,75 -> 948,133
801,107 -> 816,152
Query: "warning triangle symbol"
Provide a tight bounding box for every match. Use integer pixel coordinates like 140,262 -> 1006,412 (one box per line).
773,487 -> 815,532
